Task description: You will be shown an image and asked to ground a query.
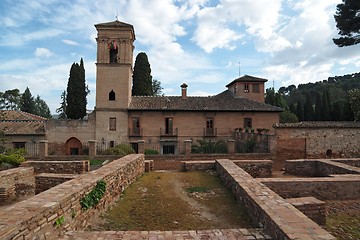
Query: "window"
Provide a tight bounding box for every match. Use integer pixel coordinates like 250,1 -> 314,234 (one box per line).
109,117 -> 116,131
252,84 -> 260,93
244,84 -> 249,92
108,40 -> 118,63
13,142 -> 25,149
132,117 -> 140,135
163,145 -> 175,154
244,118 -> 252,129
110,141 -> 115,148
109,90 -> 115,101
165,117 -> 173,135
206,118 -> 214,136
234,85 -> 237,93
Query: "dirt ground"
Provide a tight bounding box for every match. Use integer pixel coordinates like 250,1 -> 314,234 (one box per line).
86,170 -> 255,231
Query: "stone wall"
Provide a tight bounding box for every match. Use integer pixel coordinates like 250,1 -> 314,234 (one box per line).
331,158 -> 360,167
0,167 -> 34,205
275,122 -> 360,159
285,159 -> 360,177
215,159 -> 334,239
276,138 -> 306,160
21,160 -> 90,174
285,197 -> 326,226
259,176 -> 360,200
147,153 -> 272,171
0,154 -> 144,240
35,173 -> 77,194
182,160 -> 272,178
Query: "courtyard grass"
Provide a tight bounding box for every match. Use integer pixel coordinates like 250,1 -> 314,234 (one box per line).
326,212 -> 360,240
91,171 -> 254,231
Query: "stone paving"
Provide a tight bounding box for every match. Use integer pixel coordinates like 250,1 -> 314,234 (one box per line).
61,228 -> 273,240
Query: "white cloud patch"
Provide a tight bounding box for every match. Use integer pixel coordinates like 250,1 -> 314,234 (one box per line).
34,48 -> 54,58
62,39 -> 79,46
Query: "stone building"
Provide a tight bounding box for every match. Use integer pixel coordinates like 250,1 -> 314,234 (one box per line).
1,20 -> 283,155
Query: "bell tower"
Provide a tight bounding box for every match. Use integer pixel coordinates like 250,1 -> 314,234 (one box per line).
94,20 -> 135,143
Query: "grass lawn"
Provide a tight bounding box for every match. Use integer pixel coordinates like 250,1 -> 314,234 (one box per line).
91,171 -> 255,231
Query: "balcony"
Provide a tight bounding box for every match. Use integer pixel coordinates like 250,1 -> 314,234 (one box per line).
204,128 -> 217,137
129,128 -> 142,137
160,128 -> 178,137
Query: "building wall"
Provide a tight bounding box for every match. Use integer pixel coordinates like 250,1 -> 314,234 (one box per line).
275,127 -> 360,158
45,113 -> 96,143
129,110 -> 279,140
231,82 -> 265,102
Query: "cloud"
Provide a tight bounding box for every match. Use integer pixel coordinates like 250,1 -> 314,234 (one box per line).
34,48 -> 54,58
62,39 -> 79,46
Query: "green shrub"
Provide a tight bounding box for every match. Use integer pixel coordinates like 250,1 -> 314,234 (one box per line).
0,148 -> 26,166
80,180 -> 106,210
191,140 -> 227,154
101,144 -> 135,156
144,149 -> 159,155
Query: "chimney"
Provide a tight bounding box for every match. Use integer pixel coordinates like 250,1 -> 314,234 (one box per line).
181,83 -> 188,99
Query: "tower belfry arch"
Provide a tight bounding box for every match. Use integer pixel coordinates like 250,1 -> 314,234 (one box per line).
94,20 -> 135,143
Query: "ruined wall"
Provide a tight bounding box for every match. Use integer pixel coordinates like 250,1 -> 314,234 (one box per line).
0,167 -> 34,205
0,154 -> 144,240
21,160 -> 90,174
182,160 -> 272,178
260,176 -> 360,200
216,159 -> 334,239
35,173 -> 77,194
286,197 -> 326,225
275,123 -> 360,159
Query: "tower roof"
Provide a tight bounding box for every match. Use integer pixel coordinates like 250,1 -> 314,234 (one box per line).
95,20 -> 135,39
226,75 -> 267,87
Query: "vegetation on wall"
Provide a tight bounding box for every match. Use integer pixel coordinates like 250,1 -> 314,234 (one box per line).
99,144 -> 135,156
80,180 -> 106,210
0,148 -> 26,167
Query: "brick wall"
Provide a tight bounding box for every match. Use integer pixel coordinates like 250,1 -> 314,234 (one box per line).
35,173 -> 77,194
0,154 -> 144,240
215,159 -> 334,239
276,138 -> 306,160
21,160 -> 90,174
260,176 -> 360,200
182,160 -> 272,178
285,197 -> 326,225
285,159 -> 360,177
0,167 -> 34,205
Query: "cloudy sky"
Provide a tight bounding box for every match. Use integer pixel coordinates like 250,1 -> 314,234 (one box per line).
1,0 -> 359,114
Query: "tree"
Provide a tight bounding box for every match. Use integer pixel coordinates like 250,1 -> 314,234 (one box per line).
296,100 -> 304,121
0,89 -> 21,110
280,110 -> 298,123
332,101 -> 343,121
132,52 -> 152,96
65,58 -> 89,119
265,88 -> 286,108
152,79 -> 164,96
322,90 -> 331,120
343,95 -> 355,120
56,90 -> 67,119
349,88 -> 360,120
304,94 -> 314,121
333,0 -> 360,47
34,95 -> 51,118
314,92 -> 322,121
20,87 -> 35,114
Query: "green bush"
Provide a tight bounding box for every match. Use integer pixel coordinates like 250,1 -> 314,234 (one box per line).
144,149 -> 159,155
101,144 -> 135,156
0,152 -> 25,166
191,139 -> 227,154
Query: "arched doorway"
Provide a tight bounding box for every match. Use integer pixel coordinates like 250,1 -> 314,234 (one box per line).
65,137 -> 82,155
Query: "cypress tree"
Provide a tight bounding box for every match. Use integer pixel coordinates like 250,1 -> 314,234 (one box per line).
34,95 -> 51,118
296,100 -> 304,121
304,94 -> 314,121
322,90 -> 330,120
132,52 -> 152,96
332,101 -> 343,121
314,92 -> 322,121
66,58 -> 88,119
20,87 -> 35,114
56,90 -> 67,119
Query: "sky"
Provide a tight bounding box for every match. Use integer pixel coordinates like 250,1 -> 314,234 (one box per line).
1,0 -> 360,114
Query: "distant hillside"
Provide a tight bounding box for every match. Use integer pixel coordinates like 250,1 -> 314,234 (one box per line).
274,72 -> 360,121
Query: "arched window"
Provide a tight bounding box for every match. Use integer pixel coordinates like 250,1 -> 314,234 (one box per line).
109,90 -> 115,101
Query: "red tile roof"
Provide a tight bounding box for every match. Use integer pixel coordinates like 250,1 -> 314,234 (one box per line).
0,110 -> 46,135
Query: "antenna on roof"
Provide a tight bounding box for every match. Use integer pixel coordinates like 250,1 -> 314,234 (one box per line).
115,9 -> 119,21
238,61 -> 241,77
